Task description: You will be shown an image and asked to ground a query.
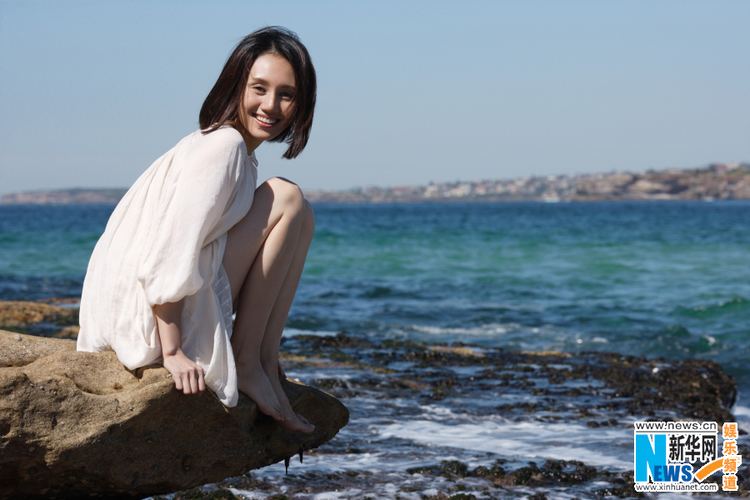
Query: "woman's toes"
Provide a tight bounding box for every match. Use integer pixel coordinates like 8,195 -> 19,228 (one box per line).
296,412 -> 314,427
294,414 -> 315,432
276,411 -> 315,433
258,403 -> 282,421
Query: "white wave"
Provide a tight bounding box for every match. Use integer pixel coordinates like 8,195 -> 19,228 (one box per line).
227,320 -> 339,339
282,327 -> 341,337
377,418 -> 630,470
249,449 -> 440,476
407,322 -> 522,336
400,322 -> 582,343
292,369 -> 362,381
732,403 -> 750,431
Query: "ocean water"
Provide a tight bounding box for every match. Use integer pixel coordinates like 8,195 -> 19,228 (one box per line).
1,201 -> 749,495
2,201 -> 748,385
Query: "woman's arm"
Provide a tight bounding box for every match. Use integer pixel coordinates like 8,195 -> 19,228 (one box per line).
153,300 -> 184,356
153,300 -> 206,394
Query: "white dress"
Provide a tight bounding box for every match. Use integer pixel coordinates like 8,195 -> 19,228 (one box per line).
77,124 -> 258,407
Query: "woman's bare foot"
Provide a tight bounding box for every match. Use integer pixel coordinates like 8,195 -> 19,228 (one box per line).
265,360 -> 315,433
236,362 -> 284,421
277,363 -> 315,429
276,363 -> 315,428
238,361 -> 314,433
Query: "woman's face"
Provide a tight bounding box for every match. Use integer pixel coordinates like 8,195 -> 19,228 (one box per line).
236,52 -> 297,153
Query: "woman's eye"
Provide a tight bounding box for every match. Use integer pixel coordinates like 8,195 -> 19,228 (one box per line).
253,86 -> 265,94
281,94 -> 294,101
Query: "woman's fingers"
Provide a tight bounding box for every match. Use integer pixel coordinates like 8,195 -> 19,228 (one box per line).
188,369 -> 198,393
198,369 -> 206,391
167,358 -> 206,394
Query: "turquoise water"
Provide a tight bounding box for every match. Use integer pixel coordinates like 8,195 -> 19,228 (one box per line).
1,201 -> 749,393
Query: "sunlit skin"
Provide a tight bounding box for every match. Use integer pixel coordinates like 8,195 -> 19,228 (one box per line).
159,51 -> 316,433
225,52 -> 315,433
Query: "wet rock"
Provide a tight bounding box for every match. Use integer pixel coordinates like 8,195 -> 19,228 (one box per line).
439,460 -> 469,479
287,331 -> 737,425
412,458 -> 627,492
295,331 -> 372,349
0,300 -> 78,337
0,330 -> 349,498
445,493 -> 478,500
409,460 -> 487,481
472,460 -> 508,482
53,325 -> 80,339
512,460 -> 598,486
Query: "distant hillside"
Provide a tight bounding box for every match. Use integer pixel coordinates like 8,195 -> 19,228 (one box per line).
306,162 -> 750,203
0,187 -> 126,205
2,163 -> 749,205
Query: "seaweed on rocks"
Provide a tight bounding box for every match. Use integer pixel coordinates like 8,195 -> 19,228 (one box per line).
280,330 -> 736,425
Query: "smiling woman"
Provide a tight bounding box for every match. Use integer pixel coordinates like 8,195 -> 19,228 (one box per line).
77,26 -> 319,434
200,27 -> 316,159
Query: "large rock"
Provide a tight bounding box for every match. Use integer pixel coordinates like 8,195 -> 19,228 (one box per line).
0,329 -> 349,498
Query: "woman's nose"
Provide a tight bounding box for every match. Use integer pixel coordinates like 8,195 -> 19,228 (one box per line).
261,92 -> 281,113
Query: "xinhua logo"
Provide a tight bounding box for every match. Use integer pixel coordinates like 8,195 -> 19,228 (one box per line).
633,421 -> 742,493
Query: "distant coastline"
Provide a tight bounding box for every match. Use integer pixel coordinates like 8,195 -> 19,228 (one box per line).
2,162 -> 749,205
0,188 -> 127,205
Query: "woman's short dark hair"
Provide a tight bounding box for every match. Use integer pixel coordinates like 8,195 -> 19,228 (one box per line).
199,26 -> 316,159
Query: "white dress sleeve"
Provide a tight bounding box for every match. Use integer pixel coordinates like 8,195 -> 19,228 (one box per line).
136,130 -> 244,306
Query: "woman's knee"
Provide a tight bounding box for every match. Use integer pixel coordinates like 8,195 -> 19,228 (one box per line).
301,199 -> 315,236
264,176 -> 306,214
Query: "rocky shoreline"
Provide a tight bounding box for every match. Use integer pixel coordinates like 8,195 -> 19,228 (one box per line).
163,331 -> 750,498
1,299 -> 748,498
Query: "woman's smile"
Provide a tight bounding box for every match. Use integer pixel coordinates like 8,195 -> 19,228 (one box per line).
254,113 -> 279,128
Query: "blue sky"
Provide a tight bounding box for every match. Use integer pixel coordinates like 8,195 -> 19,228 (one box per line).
1,0 -> 748,195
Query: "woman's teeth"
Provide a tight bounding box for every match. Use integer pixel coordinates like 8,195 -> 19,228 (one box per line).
255,115 -> 277,125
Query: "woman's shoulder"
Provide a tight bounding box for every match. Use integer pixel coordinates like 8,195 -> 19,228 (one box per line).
189,124 -> 246,154
173,124 -> 253,176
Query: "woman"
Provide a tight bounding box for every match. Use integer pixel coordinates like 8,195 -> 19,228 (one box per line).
77,26 -> 317,434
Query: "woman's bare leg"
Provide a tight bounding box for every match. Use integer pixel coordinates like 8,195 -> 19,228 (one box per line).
223,177 -> 314,432
259,200 -> 314,426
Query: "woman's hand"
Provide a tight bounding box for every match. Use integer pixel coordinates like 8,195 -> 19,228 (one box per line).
153,301 -> 204,394
163,349 -> 206,395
